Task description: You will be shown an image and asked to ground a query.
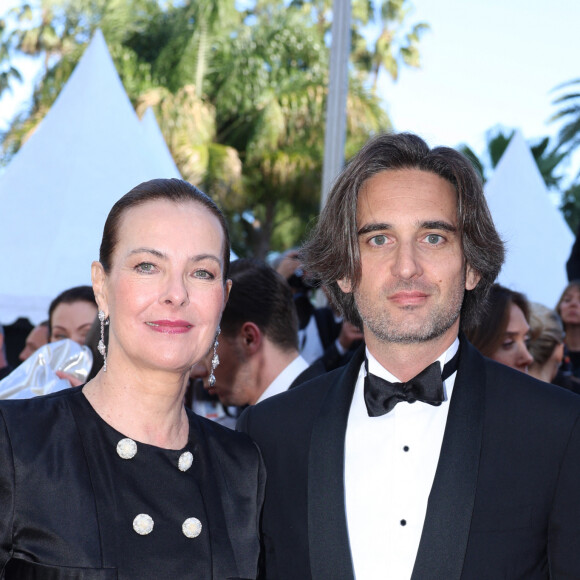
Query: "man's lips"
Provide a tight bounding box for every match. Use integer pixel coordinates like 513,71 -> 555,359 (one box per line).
145,320 -> 193,334
388,291 -> 429,305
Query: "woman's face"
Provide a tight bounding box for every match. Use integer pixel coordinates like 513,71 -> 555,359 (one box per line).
559,286 -> 580,326
489,303 -> 534,373
50,301 -> 97,345
92,199 -> 230,375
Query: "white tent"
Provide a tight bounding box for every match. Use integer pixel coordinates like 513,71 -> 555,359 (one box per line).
484,130 -> 574,307
0,30 -> 181,324
141,107 -> 180,176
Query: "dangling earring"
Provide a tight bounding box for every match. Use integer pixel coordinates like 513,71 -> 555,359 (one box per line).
97,310 -> 109,372
208,326 -> 221,387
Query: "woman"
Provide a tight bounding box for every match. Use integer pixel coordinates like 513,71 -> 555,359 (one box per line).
466,284 -> 534,373
0,179 -> 264,578
556,280 -> 580,378
527,302 -> 566,383
48,285 -> 98,345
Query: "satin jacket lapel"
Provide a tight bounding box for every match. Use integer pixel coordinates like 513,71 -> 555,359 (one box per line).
188,419 -> 239,580
307,347 -> 365,580
411,339 -> 486,580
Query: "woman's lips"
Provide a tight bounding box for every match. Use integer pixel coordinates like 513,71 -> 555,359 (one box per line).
145,320 -> 193,334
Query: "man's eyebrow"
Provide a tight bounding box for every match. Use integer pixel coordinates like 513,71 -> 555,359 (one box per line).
357,223 -> 392,236
421,220 -> 457,233
357,220 -> 457,236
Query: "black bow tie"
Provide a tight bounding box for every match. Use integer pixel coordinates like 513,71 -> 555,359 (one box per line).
364,348 -> 460,417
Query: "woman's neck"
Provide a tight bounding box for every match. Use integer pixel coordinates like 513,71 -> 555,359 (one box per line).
83,367 -> 190,449
529,361 -> 557,384
566,324 -> 580,351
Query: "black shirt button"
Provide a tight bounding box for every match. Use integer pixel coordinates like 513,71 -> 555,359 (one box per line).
400,519 -> 407,526
403,446 -> 409,452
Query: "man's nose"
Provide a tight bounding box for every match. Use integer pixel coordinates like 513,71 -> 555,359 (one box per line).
391,241 -> 423,280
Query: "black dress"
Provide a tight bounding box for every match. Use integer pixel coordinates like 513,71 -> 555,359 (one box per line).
0,387 -> 264,579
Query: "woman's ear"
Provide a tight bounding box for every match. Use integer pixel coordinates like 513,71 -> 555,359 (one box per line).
91,261 -> 108,314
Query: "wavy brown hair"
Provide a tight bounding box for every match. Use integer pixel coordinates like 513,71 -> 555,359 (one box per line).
301,132 -> 505,331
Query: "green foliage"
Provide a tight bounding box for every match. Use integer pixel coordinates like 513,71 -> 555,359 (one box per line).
0,0 -> 426,257
456,144 -> 485,183
459,128 -> 565,191
560,183 -> 580,233
552,78 -> 580,161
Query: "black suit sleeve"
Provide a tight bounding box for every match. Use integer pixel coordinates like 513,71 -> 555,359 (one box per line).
548,412 -> 580,577
0,410 -> 15,570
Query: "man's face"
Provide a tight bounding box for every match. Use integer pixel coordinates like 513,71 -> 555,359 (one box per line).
206,332 -> 253,406
19,324 -> 49,361
338,169 -> 479,347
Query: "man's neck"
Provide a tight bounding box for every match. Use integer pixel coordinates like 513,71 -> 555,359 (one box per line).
251,343 -> 301,404
365,327 -> 459,382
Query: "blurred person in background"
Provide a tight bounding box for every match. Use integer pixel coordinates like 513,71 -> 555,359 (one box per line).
466,283 -> 533,373
556,280 -> 580,378
205,258 -> 308,408
273,248 -> 362,365
48,285 -> 98,345
527,302 -> 580,393
1,318 -> 33,370
0,326 -> 11,380
18,321 -> 49,362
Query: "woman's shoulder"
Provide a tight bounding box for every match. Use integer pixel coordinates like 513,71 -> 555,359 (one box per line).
0,387 -> 81,429
0,385 -> 81,409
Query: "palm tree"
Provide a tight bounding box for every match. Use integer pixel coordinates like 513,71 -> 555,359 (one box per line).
0,17 -> 22,99
458,128 -> 565,190
351,0 -> 429,90
551,78 -> 580,161
208,2 -> 390,257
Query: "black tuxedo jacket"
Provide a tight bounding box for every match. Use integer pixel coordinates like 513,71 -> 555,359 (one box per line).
0,387 -> 265,579
238,340 -> 580,579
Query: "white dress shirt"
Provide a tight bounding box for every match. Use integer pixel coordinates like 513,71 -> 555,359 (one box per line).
344,339 -> 459,579
255,355 -> 310,404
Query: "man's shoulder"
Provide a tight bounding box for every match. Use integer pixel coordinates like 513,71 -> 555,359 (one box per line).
238,364 -> 352,438
259,365 -> 346,411
480,355 -> 580,416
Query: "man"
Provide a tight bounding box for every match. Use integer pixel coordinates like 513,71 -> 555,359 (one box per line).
207,258 -> 309,407
238,133 -> 580,579
0,325 -> 11,380
18,321 -> 49,362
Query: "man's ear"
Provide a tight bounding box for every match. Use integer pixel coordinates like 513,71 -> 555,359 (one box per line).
240,322 -> 262,355
337,278 -> 353,294
224,279 -> 232,306
91,261 -> 108,314
465,264 -> 481,291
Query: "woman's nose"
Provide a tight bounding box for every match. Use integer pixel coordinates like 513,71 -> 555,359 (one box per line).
161,274 -> 189,306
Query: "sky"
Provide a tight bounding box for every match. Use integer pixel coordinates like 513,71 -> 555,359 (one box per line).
1,0 -> 579,182
377,0 -> 580,183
